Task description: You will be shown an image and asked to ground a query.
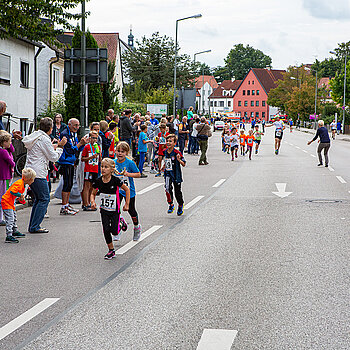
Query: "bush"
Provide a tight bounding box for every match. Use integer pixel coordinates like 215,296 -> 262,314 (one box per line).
113,101 -> 146,115
38,94 -> 66,121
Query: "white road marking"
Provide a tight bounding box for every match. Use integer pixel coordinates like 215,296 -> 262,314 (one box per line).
328,166 -> 335,172
184,196 -> 205,210
0,298 -> 59,341
272,183 -> 293,198
310,154 -> 316,158
137,183 -> 163,195
213,179 -> 226,188
336,176 -> 347,184
116,225 -> 163,255
295,146 -> 301,149
197,329 -> 238,350
302,150 -> 308,153
289,143 -> 294,146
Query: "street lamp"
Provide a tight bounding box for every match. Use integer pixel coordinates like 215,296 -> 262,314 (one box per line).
173,14 -> 202,116
194,49 -> 212,115
330,50 -> 347,133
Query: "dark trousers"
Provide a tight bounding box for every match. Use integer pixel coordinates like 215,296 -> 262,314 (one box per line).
178,137 -> 186,154
165,177 -> 184,206
190,136 -> 199,154
317,142 -> 330,165
100,209 -> 120,244
198,139 -> 208,164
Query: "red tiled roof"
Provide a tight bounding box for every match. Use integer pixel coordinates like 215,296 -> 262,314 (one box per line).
252,68 -> 285,93
209,80 -> 242,98
319,77 -> 330,89
195,75 -> 218,89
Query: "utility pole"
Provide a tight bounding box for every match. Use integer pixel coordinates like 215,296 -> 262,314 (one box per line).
80,0 -> 86,138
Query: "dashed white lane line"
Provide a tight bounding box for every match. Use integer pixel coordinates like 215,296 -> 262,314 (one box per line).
328,166 -> 335,172
295,146 -> 301,149
0,298 -> 60,341
213,179 -> 226,188
197,329 -> 238,350
116,225 -> 163,255
336,176 -> 347,184
289,143 -> 294,146
137,183 -> 163,195
310,154 -> 316,158
184,196 -> 205,210
302,150 -> 308,153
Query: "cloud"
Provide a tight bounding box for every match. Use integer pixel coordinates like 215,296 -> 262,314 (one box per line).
303,0 -> 350,20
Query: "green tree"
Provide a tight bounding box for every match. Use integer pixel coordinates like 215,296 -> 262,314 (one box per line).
195,62 -> 212,76
224,44 -> 272,80
311,58 -> 341,78
123,81 -> 149,103
64,28 -> 104,123
113,101 -> 146,115
101,61 -> 120,114
38,94 -> 66,121
0,0 -> 87,46
212,65 -> 230,83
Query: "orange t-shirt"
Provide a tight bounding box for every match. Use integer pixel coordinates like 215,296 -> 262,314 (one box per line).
1,179 -> 25,210
239,134 -> 246,145
246,135 -> 255,147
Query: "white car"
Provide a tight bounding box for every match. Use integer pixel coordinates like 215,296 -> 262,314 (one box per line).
213,120 -> 225,131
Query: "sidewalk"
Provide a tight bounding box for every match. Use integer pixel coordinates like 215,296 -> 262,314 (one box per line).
295,126 -> 350,142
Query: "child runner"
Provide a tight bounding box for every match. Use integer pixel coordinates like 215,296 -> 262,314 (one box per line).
1,168 -> 36,243
114,142 -> 142,241
254,125 -> 264,154
0,131 -> 15,226
239,129 -> 246,156
81,131 -> 101,211
245,129 -> 255,160
138,124 -> 152,178
230,128 -> 239,161
162,134 -> 186,216
155,123 -> 168,177
91,158 -> 130,259
224,130 -> 231,154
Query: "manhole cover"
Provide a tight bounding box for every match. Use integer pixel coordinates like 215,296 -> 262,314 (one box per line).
306,199 -> 342,203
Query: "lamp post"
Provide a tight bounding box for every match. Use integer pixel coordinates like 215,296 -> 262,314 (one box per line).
173,14 -> 202,116
194,49 -> 211,115
330,50 -> 347,133
80,0 -> 87,137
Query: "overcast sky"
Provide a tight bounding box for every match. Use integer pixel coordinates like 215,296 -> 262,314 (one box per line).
84,0 -> 350,70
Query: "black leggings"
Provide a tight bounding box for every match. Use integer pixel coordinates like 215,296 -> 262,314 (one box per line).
165,177 -> 184,206
119,195 -> 139,225
100,209 -> 119,244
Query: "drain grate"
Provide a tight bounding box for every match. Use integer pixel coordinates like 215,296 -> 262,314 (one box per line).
306,199 -> 342,203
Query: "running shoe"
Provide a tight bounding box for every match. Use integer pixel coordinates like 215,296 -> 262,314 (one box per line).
68,205 -> 79,213
140,174 -> 148,178
177,205 -> 184,216
255,150 -> 258,154
104,250 -> 116,260
119,217 -> 128,232
44,212 -> 50,218
12,230 -> 25,238
0,220 -> 6,226
5,236 -> 19,243
155,172 -> 162,177
133,224 -> 142,241
113,234 -> 121,241
275,149 -> 278,155
150,169 -> 157,174
231,157 -> 234,161
167,204 -> 175,214
60,207 -> 77,216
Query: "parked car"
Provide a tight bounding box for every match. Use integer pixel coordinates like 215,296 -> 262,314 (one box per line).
214,120 -> 225,131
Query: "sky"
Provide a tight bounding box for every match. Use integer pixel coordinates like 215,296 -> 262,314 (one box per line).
83,0 -> 350,71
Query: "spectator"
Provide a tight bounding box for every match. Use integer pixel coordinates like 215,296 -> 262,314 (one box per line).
196,117 -> 212,165
0,101 -> 6,130
166,115 -> 176,134
22,117 -> 67,232
51,114 -> 67,141
99,120 -> 113,159
187,106 -> 194,120
105,109 -> 114,122
119,109 -> 133,146
337,120 -> 342,135
178,116 -> 189,154
150,113 -> 159,126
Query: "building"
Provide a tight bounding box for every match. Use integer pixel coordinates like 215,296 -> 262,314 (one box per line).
195,75 -> 218,115
0,33 -> 44,134
232,68 -> 285,121
318,77 -> 333,103
209,79 -> 242,115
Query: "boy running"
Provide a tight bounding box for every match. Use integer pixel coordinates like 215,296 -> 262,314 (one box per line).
254,125 -> 264,154
239,129 -> 246,156
155,124 -> 168,177
230,128 -> 239,161
245,130 -> 255,160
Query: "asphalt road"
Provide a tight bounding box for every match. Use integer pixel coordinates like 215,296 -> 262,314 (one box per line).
1,126 -> 350,349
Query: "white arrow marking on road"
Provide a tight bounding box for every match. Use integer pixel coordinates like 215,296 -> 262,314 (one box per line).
272,183 -> 293,198
137,183 -> 163,195
184,196 -> 204,210
336,176 -> 347,184
328,166 -> 334,172
213,179 -> 226,188
197,329 -> 238,350
116,225 -> 163,255
0,298 -> 60,341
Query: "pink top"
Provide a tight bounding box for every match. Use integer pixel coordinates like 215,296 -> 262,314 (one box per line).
0,144 -> 15,180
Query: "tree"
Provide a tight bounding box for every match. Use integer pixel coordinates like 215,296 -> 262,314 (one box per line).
144,87 -> 173,112
0,1 -> 86,46
122,32 -> 197,90
101,61 -> 120,114
38,94 -> 66,121
311,58 -> 341,78
212,66 -> 230,83
123,81 -> 148,103
224,44 -> 272,80
64,28 -> 104,123
195,62 -> 212,76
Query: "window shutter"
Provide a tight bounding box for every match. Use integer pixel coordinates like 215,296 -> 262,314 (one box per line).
0,54 -> 10,80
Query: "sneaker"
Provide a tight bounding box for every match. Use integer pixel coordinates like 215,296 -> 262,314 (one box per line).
119,217 -> 128,232
155,172 -> 162,177
13,230 -> 25,238
317,163 -> 323,166
133,224 -> 142,241
255,150 -> 258,154
325,164 -> 328,167
68,205 -> 79,213
167,204 -> 175,214
231,157 -> 234,161
60,207 -> 77,216
113,234 -> 121,241
177,205 -> 184,216
104,250 -> 116,260
150,169 -> 157,174
44,212 -> 50,219
5,235 -> 19,243
140,173 -> 148,178
0,220 -> 6,226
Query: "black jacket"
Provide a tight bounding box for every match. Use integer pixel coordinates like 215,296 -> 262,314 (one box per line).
119,115 -> 133,140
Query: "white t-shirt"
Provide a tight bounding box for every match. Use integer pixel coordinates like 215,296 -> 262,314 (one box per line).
274,121 -> 284,131
192,122 -> 199,137
330,122 -> 336,130
173,118 -> 180,131
224,134 -> 230,144
230,134 -> 239,147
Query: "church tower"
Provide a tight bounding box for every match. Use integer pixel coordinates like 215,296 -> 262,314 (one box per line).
128,25 -> 134,49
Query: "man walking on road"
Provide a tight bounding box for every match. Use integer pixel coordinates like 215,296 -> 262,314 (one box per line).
119,109 -> 133,146
196,117 -> 212,165
307,119 -> 331,167
266,116 -> 285,155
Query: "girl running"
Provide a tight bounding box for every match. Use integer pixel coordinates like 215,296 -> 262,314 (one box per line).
245,129 -> 255,160
91,158 -> 130,260
239,130 -> 246,156
254,125 -> 264,154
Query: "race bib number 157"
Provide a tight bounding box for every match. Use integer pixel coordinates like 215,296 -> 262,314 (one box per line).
100,193 -> 117,211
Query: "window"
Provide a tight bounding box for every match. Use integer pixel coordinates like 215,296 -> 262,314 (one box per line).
262,112 -> 266,118
210,101 -> 213,107
257,90 -> 260,95
238,101 -> 242,106
256,101 -> 259,107
251,112 -> 254,118
214,101 -> 217,107
20,61 -> 29,88
255,112 -> 259,118
219,101 -> 224,107
228,101 -> 231,107
244,101 -> 248,107
244,112 -> 247,117
252,80 -> 254,85
0,54 -> 11,84
247,90 -> 250,96
250,101 -> 254,107
252,90 -> 255,95
262,101 -> 266,107
243,90 -> 246,95
53,68 -> 59,92
20,118 -> 28,136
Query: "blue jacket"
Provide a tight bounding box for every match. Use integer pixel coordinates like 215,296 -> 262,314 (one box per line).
58,128 -> 84,165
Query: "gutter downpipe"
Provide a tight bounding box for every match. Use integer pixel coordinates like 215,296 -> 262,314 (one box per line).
49,51 -> 60,113
34,46 -> 43,128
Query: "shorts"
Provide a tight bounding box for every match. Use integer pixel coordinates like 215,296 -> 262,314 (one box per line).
255,140 -> 261,145
230,145 -> 238,151
84,172 -> 98,182
275,131 -> 283,140
158,149 -> 165,156
61,164 -> 74,193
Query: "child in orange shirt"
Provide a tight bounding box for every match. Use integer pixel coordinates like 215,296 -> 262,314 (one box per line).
239,130 -> 246,156
245,129 -> 255,160
1,168 -> 36,243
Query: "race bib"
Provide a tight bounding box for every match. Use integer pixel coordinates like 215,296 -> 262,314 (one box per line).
100,193 -> 117,211
276,130 -> 282,137
165,158 -> 173,171
88,153 -> 98,166
159,137 -> 166,145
